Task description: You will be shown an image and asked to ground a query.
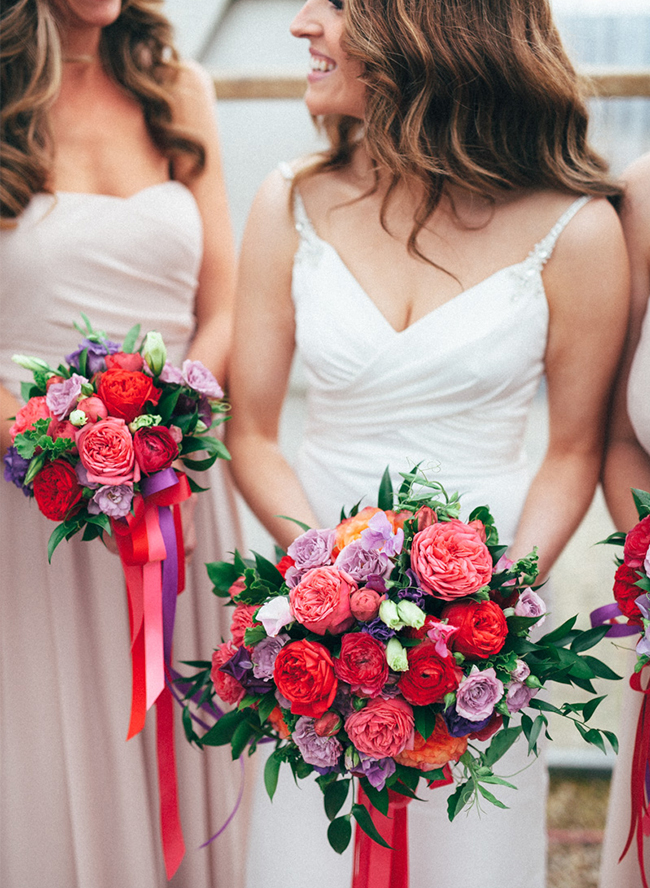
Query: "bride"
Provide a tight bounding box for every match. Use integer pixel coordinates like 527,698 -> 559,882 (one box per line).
227,0 -> 628,885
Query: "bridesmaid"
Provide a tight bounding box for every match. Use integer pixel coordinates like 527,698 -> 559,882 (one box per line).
227,1 -> 629,887
0,1 -> 245,886
600,153 -> 650,887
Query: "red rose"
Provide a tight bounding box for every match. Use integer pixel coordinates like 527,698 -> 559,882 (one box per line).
411,519 -> 493,600
98,369 -> 161,423
334,632 -> 388,697
398,641 -> 462,706
273,639 -> 338,718
614,562 -> 644,626
230,603 -> 260,648
624,516 -> 650,570
211,642 -> 245,705
33,459 -> 83,521
133,426 -> 179,475
105,352 -> 144,371
442,599 -> 508,659
276,554 -> 295,577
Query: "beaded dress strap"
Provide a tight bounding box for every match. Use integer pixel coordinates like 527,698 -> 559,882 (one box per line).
528,195 -> 592,269
278,162 -> 318,242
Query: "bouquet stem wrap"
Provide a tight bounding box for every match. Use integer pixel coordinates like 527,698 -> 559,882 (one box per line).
353,788 -> 410,888
112,468 -> 191,879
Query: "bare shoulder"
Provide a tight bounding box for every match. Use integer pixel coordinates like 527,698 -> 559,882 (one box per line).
241,168 -> 298,268
621,153 -> 650,239
169,60 -> 216,126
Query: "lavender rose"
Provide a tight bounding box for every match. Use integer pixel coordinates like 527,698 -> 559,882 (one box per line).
455,667 -> 504,721
514,590 -> 547,627
350,754 -> 396,791
334,539 -> 393,583
181,359 -> 223,399
293,717 -> 343,768
87,484 -> 134,518
46,373 -> 86,420
251,633 -> 291,680
506,681 -> 539,714
511,659 -> 531,683
286,528 -> 335,586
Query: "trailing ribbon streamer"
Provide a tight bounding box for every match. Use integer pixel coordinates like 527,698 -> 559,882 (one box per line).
353,787 -> 410,888
112,468 -> 191,879
590,601 -> 641,638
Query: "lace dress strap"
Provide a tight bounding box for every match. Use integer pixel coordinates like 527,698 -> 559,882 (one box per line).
528,195 -> 592,269
277,162 -> 320,245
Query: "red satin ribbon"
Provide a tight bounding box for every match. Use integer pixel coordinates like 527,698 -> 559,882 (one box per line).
353,788 -> 410,888
112,470 -> 191,879
620,664 -> 650,888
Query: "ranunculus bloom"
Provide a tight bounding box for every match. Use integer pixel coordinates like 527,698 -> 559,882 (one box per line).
350,588 -> 382,622
613,563 -> 644,626
442,599 -> 508,659
9,396 -> 52,442
313,710 -> 343,737
276,554 -> 295,577
230,603 -> 260,648
411,519 -> 493,600
398,641 -> 462,706
624,515 -> 650,569
345,697 -> 415,759
33,459 -> 83,520
289,566 -> 356,635
455,667 -> 504,721
211,642 -> 246,705
76,416 -> 138,485
394,716 -> 467,771
98,368 -> 161,423
133,425 -> 179,475
334,632 -> 388,697
105,351 -> 144,371
273,639 -> 338,718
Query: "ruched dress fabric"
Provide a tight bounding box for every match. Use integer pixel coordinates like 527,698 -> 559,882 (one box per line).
0,183 -> 247,888
599,295 -> 650,888
244,165 -> 592,888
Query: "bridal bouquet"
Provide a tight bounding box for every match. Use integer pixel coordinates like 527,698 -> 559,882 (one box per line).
3,315 -> 230,878
181,467 -> 618,858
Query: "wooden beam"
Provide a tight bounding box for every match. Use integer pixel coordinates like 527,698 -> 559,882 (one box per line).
212,67 -> 650,101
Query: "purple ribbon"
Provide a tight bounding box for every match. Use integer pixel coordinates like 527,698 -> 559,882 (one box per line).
590,601 -> 640,637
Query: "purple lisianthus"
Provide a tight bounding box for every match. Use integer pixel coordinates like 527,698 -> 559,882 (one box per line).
443,706 -> 492,738
334,539 -> 393,583
159,361 -> 184,385
87,484 -> 134,519
514,589 -> 547,627
506,681 -> 538,714
3,446 -> 33,496
350,754 -> 396,791
397,586 -> 427,607
220,646 -> 271,694
455,667 -> 504,721
360,616 -> 396,642
251,633 -> 290,680
360,510 -> 404,557
181,360 -> 223,399
293,717 -> 343,768
66,337 -> 120,375
46,373 -> 86,420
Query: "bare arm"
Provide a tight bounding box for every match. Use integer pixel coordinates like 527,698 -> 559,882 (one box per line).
1,384 -> 21,456
509,198 -> 630,577
602,155 -> 650,531
171,63 -> 236,387
227,170 -> 320,548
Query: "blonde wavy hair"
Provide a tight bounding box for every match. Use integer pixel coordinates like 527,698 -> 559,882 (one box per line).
297,0 -> 622,262
0,0 -> 205,226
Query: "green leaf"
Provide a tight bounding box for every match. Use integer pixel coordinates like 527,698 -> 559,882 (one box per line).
483,726 -> 523,767
324,779 -> 351,821
604,730 -> 619,755
230,719 -> 255,760
121,323 -> 141,353
360,781 -> 389,816
569,625 -> 610,653
447,780 -> 474,821
414,706 -> 438,741
200,709 -> 244,746
632,488 -> 650,519
182,705 -> 200,745
206,560 -> 242,596
181,454 -> 220,472
527,715 -> 546,754
327,816 -> 352,854
538,616 -> 578,646
584,728 -> 607,754
244,624 -> 268,647
48,522 -> 75,562
377,466 -> 394,511
477,783 -> 509,809
528,699 -> 563,716
257,692 -> 278,725
351,804 -> 392,849
252,551 -> 285,589
264,750 -> 283,800
580,656 -> 623,681
187,476 -> 210,494
581,695 -> 606,723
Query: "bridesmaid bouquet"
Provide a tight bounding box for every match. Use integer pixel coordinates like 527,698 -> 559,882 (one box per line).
181,467 -> 618,861
3,315 -> 230,878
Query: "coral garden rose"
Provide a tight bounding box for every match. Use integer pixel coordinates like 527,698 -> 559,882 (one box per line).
394,716 -> 467,771
398,641 -> 462,706
344,697 -> 415,759
624,515 -> 650,570
289,566 -> 356,635
97,368 -> 161,423
613,563 -> 645,626
105,351 -> 144,372
9,396 -> 52,442
133,425 -> 179,475
442,599 -> 508,659
350,588 -> 382,622
273,639 -> 338,718
230,603 -> 260,648
76,396 -> 108,423
76,417 -> 137,486
33,459 -> 83,521
411,519 -> 493,600
211,642 -> 246,705
334,632 -> 388,697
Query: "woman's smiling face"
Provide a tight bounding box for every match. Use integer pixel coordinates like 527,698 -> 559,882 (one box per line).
290,0 -> 366,119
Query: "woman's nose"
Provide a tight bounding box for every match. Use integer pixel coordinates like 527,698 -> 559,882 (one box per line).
290,0 -> 323,39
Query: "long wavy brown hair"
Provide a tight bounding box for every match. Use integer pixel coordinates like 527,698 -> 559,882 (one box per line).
0,0 -> 205,226
297,0 -> 622,262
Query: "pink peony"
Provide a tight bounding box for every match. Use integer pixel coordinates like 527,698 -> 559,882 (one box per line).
76,416 -> 138,486
9,396 -> 52,442
345,697 -> 415,759
411,519 -> 493,600
289,566 -> 356,635
211,642 -> 245,705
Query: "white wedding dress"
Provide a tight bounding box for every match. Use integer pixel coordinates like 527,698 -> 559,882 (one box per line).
244,165 -> 591,888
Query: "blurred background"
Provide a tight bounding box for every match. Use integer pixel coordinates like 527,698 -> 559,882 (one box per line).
162,0 -> 650,766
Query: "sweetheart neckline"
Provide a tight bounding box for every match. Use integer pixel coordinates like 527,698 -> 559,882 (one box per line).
53,181 -> 191,201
